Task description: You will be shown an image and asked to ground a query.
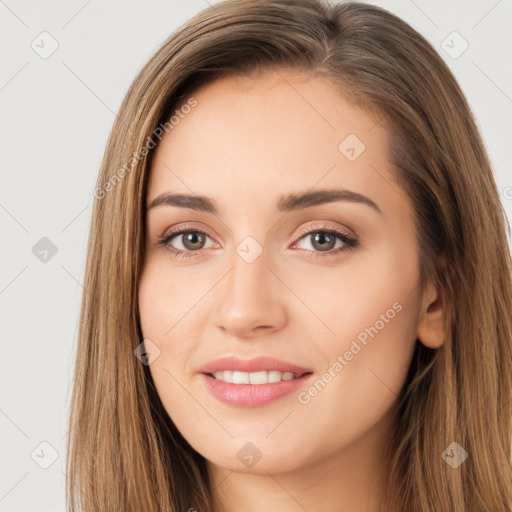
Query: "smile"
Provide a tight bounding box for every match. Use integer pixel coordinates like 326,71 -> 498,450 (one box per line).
210,370 -> 307,384
201,372 -> 314,408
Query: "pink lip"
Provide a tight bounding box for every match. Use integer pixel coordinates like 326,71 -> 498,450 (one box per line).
198,356 -> 312,375
198,356 -> 314,408
200,373 -> 314,408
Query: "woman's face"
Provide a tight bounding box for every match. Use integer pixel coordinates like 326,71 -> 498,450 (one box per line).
138,69 -> 439,476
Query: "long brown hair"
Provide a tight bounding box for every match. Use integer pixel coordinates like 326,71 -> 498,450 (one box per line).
65,1 -> 512,510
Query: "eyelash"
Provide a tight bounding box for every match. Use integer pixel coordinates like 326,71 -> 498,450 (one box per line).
156,223 -> 359,260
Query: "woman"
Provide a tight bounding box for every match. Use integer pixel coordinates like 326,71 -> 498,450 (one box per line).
66,1 -> 512,510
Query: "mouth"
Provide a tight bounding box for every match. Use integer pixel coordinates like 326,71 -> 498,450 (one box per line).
198,356 -> 314,408
198,355 -> 312,375
207,370 -> 311,384
200,370 -> 314,408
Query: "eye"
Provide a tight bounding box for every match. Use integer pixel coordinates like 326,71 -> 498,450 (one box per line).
292,224 -> 359,259
156,224 -> 216,259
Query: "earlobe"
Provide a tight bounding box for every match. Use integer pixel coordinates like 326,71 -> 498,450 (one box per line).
417,277 -> 445,349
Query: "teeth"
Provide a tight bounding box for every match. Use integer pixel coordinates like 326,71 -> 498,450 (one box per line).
212,370 -> 301,384
233,371 -> 249,384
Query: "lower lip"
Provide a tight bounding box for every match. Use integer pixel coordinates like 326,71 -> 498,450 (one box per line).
200,372 -> 313,408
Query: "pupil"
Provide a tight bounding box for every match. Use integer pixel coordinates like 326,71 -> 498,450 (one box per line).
313,232 -> 334,251
184,232 -> 204,250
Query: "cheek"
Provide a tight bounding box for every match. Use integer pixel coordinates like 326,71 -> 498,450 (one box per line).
294,233 -> 420,354
297,235 -> 420,391
290,274 -> 420,463
138,256 -> 202,342
138,258 -> 164,337
137,259 -> 205,419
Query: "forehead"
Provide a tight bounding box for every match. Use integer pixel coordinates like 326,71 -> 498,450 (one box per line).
147,69 -> 396,217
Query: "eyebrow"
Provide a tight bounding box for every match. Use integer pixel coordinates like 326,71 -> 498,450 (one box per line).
147,188 -> 382,215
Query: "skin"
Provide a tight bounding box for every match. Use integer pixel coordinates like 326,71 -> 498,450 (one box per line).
138,69 -> 445,512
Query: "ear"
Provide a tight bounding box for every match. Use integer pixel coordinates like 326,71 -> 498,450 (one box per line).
416,272 -> 445,349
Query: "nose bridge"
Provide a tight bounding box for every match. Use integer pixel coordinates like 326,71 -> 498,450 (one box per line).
230,238 -> 270,296
214,233 -> 287,335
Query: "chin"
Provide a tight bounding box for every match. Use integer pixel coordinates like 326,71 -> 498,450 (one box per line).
201,438 -> 313,475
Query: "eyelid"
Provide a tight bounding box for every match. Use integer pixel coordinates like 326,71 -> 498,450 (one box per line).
294,222 -> 355,241
162,222 -> 218,241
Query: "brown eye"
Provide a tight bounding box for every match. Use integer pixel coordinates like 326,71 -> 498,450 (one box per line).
157,225 -> 217,258
308,232 -> 337,252
179,232 -> 207,251
167,231 -> 212,252
295,229 -> 348,253
292,225 -> 359,259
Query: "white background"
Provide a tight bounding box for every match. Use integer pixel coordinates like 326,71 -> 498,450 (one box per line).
1,0 -> 511,510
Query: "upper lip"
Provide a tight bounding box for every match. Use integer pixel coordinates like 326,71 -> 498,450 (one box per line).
199,356 -> 312,375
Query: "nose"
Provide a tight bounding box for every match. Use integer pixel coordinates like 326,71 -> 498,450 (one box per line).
214,244 -> 287,339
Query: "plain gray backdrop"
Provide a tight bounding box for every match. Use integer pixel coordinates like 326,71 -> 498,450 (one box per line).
1,0 -> 511,510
